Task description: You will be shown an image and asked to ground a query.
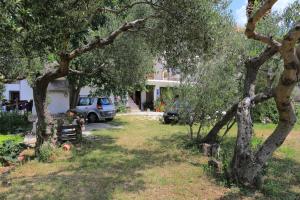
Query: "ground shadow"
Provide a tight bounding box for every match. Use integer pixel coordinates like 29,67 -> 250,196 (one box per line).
213,136 -> 300,200
106,118 -> 129,127
1,134 -> 187,200
152,133 -> 300,199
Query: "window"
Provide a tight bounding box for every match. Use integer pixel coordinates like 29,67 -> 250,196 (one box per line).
97,98 -> 111,105
78,97 -> 92,106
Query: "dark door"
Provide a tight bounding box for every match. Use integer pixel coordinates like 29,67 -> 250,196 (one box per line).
146,86 -> 154,110
135,91 -> 141,109
10,91 -> 20,101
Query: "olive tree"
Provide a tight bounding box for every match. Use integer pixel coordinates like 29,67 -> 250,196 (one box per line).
230,0 -> 300,186
179,53 -> 239,140
68,33 -> 153,109
202,10 -> 286,143
0,0 -> 226,152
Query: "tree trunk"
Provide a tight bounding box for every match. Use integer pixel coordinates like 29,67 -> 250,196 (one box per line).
230,97 -> 256,186
230,86 -> 297,186
69,84 -> 81,109
202,47 -> 278,143
201,103 -> 237,143
32,60 -> 70,152
230,43 -> 299,186
32,80 -> 55,153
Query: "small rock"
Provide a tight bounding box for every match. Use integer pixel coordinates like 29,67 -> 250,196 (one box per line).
208,158 -> 222,174
23,134 -> 37,148
200,143 -> 212,156
211,143 -> 220,158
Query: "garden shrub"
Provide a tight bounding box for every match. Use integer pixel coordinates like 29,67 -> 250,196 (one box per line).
116,103 -> 128,113
38,142 -> 55,162
0,112 -> 29,134
252,99 -> 279,123
0,140 -> 25,165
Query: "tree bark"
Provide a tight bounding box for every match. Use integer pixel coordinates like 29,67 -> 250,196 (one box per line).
230,1 -> 300,186
230,77 -> 297,186
201,103 -> 238,143
202,47 -> 278,143
69,84 -> 81,109
32,59 -> 70,152
230,97 -> 256,185
33,79 -> 55,153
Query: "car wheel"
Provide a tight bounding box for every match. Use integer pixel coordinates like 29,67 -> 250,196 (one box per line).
105,118 -> 114,122
88,113 -> 98,123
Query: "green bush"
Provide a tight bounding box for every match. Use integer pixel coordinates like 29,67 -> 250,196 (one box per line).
38,142 -> 55,162
0,140 -> 25,165
0,112 -> 29,134
252,99 -> 279,123
116,103 -> 128,113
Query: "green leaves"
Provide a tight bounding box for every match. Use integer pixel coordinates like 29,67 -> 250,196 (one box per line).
0,140 -> 25,164
68,29 -> 153,96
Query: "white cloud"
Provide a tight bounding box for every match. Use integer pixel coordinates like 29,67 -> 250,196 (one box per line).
234,0 -> 297,27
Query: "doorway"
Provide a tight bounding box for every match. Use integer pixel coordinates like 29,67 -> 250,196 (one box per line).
9,91 -> 20,101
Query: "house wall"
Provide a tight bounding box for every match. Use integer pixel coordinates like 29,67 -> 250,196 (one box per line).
47,91 -> 70,114
3,82 -> 20,100
79,86 -> 92,96
4,80 -> 33,101
20,80 -> 33,100
141,91 -> 146,110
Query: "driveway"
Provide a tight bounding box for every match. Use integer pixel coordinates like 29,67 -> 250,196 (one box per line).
83,122 -> 123,136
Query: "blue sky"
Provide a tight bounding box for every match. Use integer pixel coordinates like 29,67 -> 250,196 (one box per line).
229,0 -> 297,27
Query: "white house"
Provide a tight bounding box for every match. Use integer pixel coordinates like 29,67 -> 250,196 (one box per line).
131,58 -> 180,111
3,78 -> 71,114
3,59 -> 180,114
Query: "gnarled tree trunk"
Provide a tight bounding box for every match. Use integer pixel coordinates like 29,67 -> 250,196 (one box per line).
230,0 -> 300,186
201,103 -> 237,143
231,74 -> 297,186
33,79 -> 55,152
202,47 -> 277,143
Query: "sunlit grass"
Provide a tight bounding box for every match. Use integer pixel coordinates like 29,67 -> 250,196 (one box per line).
0,116 -> 299,199
0,134 -> 23,145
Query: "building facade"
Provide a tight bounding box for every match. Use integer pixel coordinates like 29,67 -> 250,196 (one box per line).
131,58 -> 180,111
3,59 -> 180,114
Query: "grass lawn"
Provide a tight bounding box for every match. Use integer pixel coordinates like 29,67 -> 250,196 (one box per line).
0,134 -> 23,145
0,116 -> 299,199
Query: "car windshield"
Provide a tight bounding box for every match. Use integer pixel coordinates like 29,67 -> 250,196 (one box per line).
98,98 -> 111,105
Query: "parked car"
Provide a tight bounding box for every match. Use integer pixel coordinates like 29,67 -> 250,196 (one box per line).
163,110 -> 179,124
75,96 -> 116,123
163,98 -> 180,124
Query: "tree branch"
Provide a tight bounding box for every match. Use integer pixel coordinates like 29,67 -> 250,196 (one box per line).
96,1 -> 158,15
245,46 -> 278,67
67,16 -> 154,60
69,63 -> 106,76
281,21 -> 300,59
250,88 -> 275,103
245,0 -> 281,48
